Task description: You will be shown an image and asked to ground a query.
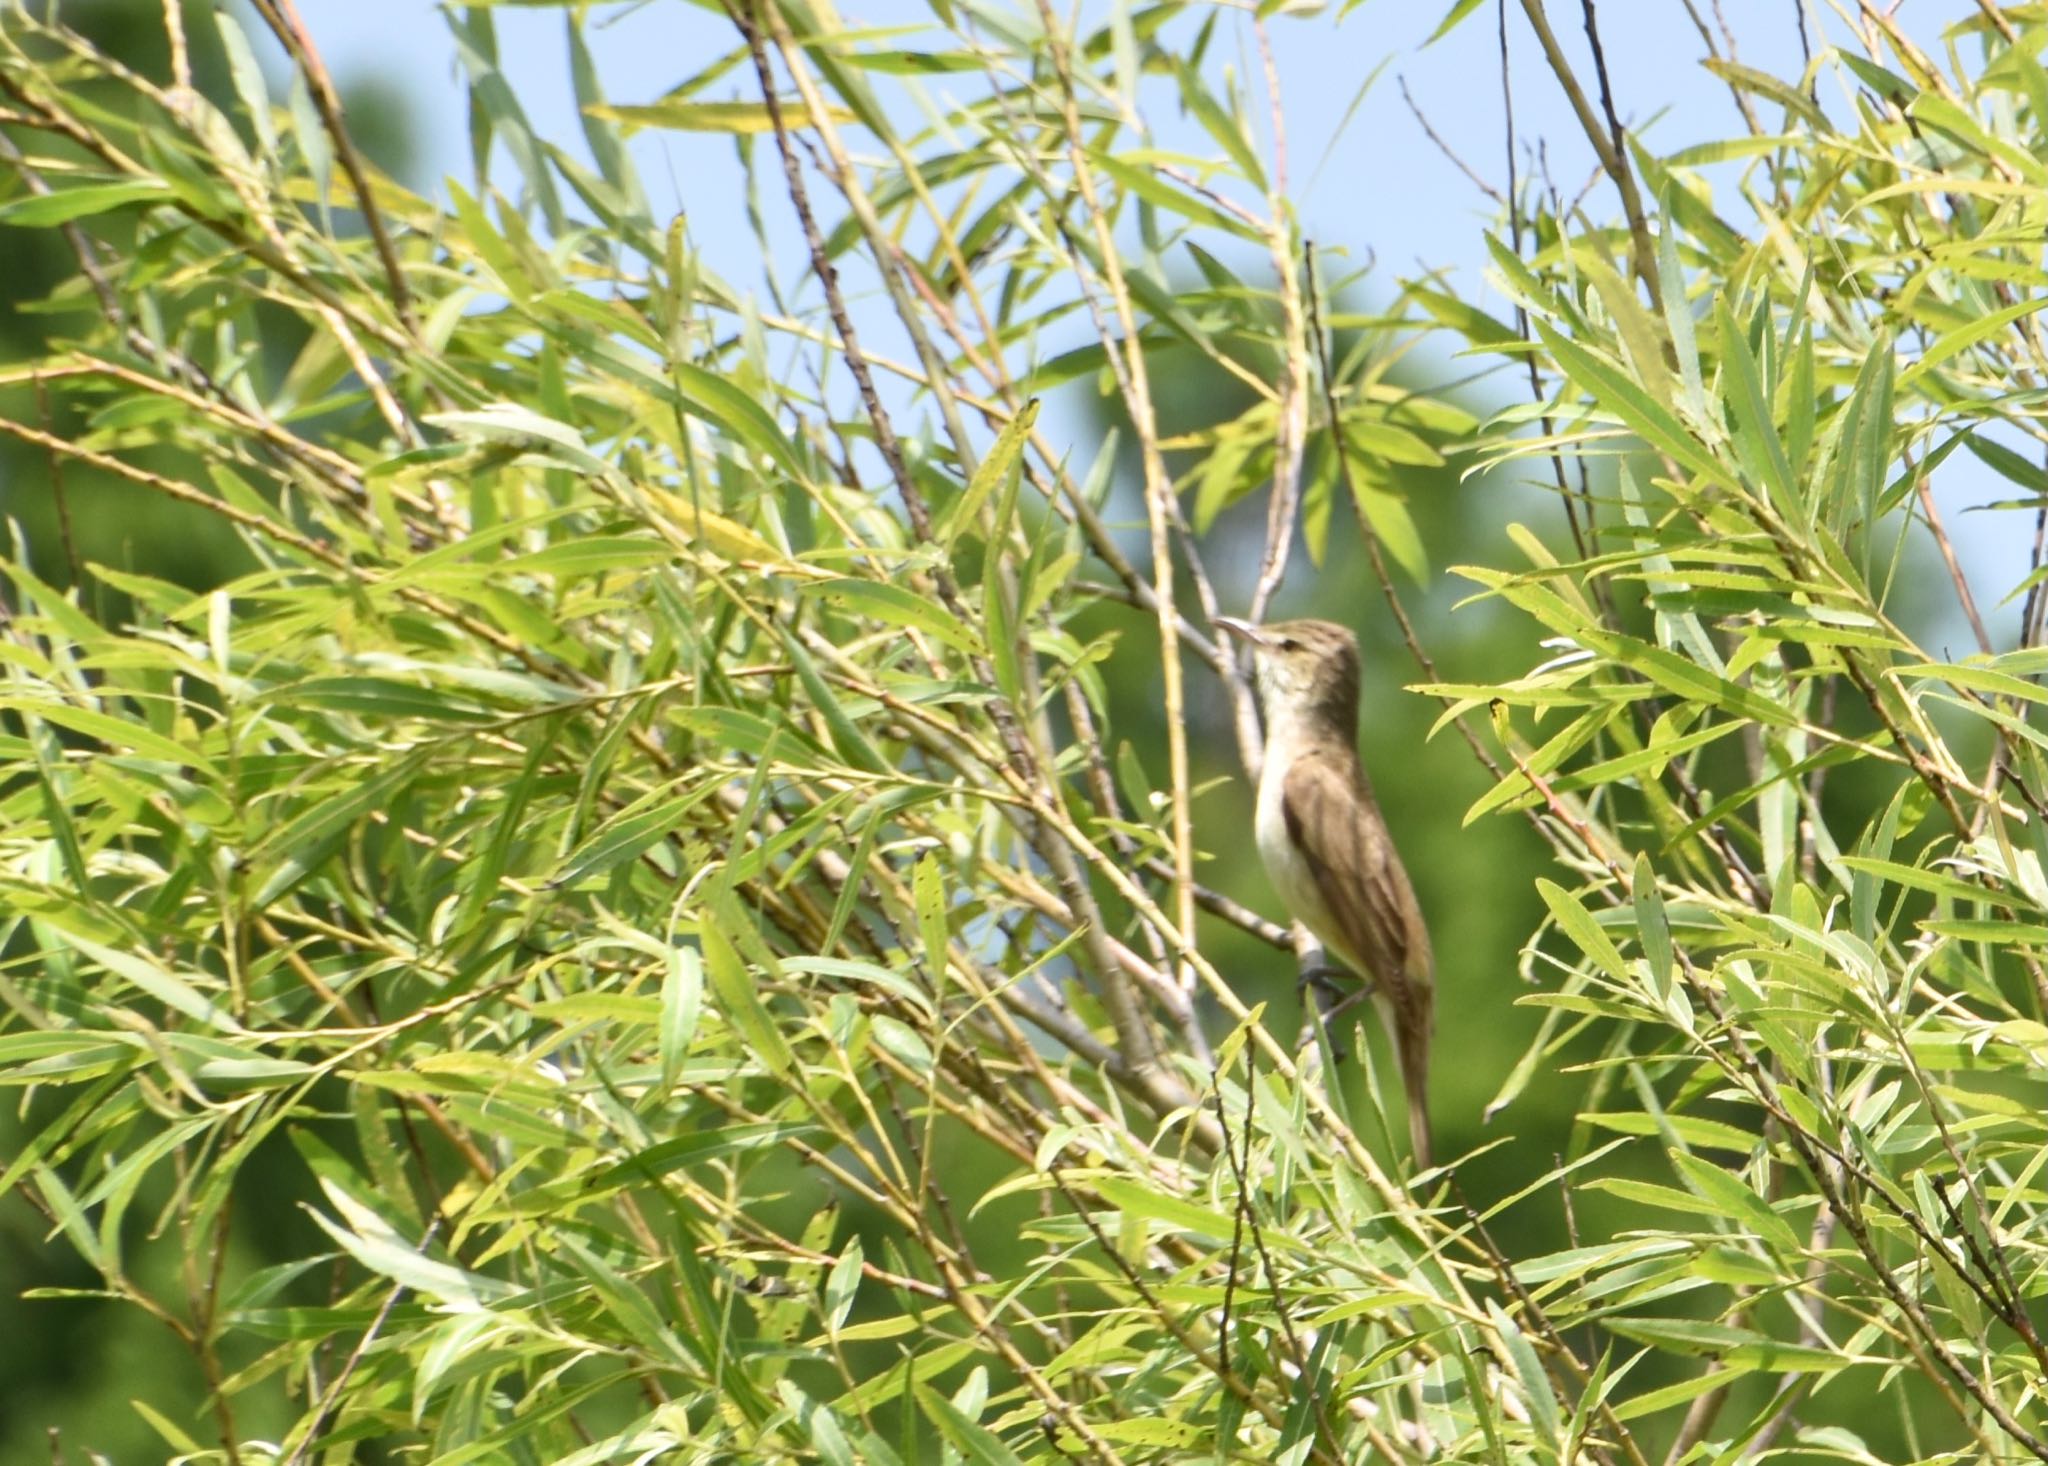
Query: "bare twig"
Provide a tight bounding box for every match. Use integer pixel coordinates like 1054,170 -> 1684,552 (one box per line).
2027,473 -> 2048,656
281,1249 -> 421,1466
247,0 -> 417,334
1973,0 -> 2019,44
1498,0 -> 1596,568
1515,0 -> 1662,312
1676,0 -> 1763,132
1398,75 -> 1504,203
1913,471 -> 1994,655
1304,244 -> 1507,787
1246,17 -> 1311,632
1025,0 -> 1200,1010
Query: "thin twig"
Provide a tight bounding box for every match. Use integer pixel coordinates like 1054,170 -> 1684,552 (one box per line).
247,0 -> 417,334
1026,0 -> 1200,1011
1142,859 -> 1295,948
280,1245 -> 424,1466
1246,16 -> 1310,631
1913,471 -> 1994,655
1398,76 -> 1503,203
1516,0 -> 1661,312
1972,0 -> 2018,43
31,375 -> 79,588
1676,0 -> 1763,133
1498,0 -> 1595,568
1304,244 -> 1506,786
2026,454 -> 2048,654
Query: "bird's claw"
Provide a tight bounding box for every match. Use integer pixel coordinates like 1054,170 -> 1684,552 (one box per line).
1296,962 -> 1374,1009
1296,962 -> 1340,1000
1296,962 -> 1375,1065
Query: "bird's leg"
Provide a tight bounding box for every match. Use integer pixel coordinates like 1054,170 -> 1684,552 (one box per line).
1296,960 -> 1349,1005
1319,981 -> 1377,1022
1294,936 -> 1373,1064
1291,933 -> 1330,1061
1294,941 -> 1374,1013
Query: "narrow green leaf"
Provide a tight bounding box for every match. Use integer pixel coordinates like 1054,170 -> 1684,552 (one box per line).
822,1237 -> 863,1334
1090,152 -> 1259,241
1900,294 -> 2048,389
0,181 -> 172,226
1538,880 -> 1628,983
1093,1177 -> 1237,1240
61,934 -> 237,1033
668,359 -> 808,477
780,626 -> 891,775
916,1385 -> 1026,1466
567,12 -> 650,226
1487,1300 -> 1562,1451
213,7 -> 275,157
587,99 -> 857,134
914,853 -> 950,990
660,945 -> 703,1090
781,1383 -> 857,1466
307,1179 -> 514,1307
1631,855 -> 1672,1000
1668,1150 -> 1805,1256
1528,317 -> 1728,487
699,899 -> 796,1076
1714,297 -> 1800,523
7,698 -> 219,779
550,779 -> 719,888
253,751 -> 433,906
801,578 -> 981,655
1426,0 -> 1487,44
1409,284 -> 1520,348
942,399 -> 1038,547
1172,64 -> 1266,188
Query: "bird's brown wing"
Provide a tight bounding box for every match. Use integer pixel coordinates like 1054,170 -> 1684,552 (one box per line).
1281,745 -> 1436,1166
1279,747 -> 1431,987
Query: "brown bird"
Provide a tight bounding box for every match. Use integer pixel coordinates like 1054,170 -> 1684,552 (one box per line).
1215,616 -> 1435,1170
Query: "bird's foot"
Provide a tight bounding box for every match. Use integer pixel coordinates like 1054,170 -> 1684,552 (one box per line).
1296,963 -> 1373,1064
1295,962 -> 1351,1004
1297,963 -> 1375,1010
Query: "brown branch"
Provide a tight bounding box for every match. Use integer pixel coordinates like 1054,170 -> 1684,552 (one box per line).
31,376 -> 79,588
1305,244 -> 1506,788
1497,0 -> 1597,569
1913,471 -> 1994,656
1515,0 -> 1662,312
246,0 -> 417,334
1974,0 -> 2019,42
1245,17 -> 1309,634
1141,858 -> 1295,948
1399,75 -> 1504,203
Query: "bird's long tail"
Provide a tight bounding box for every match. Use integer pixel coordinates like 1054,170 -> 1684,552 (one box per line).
1381,984 -> 1434,1172
1402,1048 -> 1433,1172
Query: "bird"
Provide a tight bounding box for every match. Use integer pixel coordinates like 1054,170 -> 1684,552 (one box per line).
1214,616 -> 1435,1170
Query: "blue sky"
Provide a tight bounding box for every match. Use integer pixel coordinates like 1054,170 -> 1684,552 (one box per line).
291,0 -> 2015,640
309,0 -> 1929,307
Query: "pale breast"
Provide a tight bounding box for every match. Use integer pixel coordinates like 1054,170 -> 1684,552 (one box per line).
1254,731 -> 1347,964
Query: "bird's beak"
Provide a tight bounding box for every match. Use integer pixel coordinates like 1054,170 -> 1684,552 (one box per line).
1213,616 -> 1268,647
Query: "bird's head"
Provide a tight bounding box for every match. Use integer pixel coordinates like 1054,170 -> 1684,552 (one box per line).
1214,617 -> 1361,725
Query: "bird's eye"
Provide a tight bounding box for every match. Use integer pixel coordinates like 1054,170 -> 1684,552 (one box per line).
1278,637 -> 1299,652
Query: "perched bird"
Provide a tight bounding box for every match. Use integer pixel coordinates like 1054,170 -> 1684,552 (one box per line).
1215,616 -> 1435,1169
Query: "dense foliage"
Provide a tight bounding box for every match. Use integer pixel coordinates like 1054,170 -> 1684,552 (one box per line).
1,0 -> 2045,1461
